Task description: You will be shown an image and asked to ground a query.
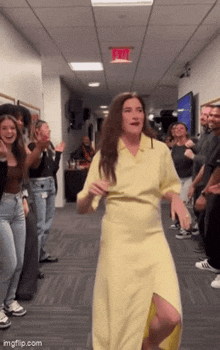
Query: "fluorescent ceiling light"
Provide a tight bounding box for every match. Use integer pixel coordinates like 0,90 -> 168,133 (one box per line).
100,105 -> 108,109
69,62 -> 103,71
91,0 -> 153,6
88,82 -> 100,87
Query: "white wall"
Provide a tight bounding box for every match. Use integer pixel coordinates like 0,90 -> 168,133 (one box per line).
0,13 -> 43,110
43,76 -> 65,207
178,33 -> 220,133
0,12 -> 99,208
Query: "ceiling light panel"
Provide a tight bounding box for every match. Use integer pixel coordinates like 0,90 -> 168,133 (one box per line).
88,82 -> 100,87
69,62 -> 103,71
91,0 -> 154,6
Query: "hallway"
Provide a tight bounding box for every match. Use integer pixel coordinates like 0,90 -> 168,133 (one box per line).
2,201 -> 220,350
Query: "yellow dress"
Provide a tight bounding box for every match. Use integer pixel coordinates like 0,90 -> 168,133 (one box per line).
77,134 -> 182,350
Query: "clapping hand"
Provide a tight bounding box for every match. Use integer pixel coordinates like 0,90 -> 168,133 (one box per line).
0,139 -> 7,159
207,183 -> 220,195
35,133 -> 50,151
184,149 -> 195,159
185,139 -> 195,148
55,141 -> 66,153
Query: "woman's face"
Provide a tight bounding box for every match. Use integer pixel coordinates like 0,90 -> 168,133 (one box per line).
37,123 -> 50,140
0,118 -> 17,146
174,124 -> 187,137
121,97 -> 144,136
171,125 -> 176,137
16,115 -> 24,131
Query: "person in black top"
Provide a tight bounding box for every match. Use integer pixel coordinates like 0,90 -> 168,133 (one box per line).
188,105 -> 220,288
171,122 -> 194,239
28,120 -> 65,263
71,135 -> 95,164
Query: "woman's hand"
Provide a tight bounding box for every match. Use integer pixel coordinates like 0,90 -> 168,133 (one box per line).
77,179 -> 110,214
89,179 -> 109,197
185,139 -> 195,148
35,133 -> 50,151
195,195 -> 207,211
184,149 -> 195,159
0,139 -> 7,159
188,183 -> 195,200
22,198 -> 29,217
55,141 -> 66,153
207,183 -> 220,194
171,194 -> 191,230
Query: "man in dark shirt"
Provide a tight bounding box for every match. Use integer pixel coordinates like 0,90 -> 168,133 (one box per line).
188,105 -> 220,288
71,136 -> 95,164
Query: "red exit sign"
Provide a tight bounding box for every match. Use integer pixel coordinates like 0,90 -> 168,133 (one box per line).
110,47 -> 132,63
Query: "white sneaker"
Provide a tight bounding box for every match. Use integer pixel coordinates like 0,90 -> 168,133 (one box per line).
169,223 -> 180,230
211,274 -> 220,288
195,259 -> 220,273
0,309 -> 11,329
4,300 -> 26,317
175,228 -> 192,239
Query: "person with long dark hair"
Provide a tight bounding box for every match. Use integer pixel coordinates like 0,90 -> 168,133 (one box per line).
28,120 -> 65,264
0,114 -> 48,329
77,92 -> 191,350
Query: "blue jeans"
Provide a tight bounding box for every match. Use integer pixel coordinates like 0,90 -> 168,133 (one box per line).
0,192 -> 26,307
29,177 -> 56,261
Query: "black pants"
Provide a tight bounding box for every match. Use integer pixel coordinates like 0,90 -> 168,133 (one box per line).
204,194 -> 220,269
16,207 -> 39,300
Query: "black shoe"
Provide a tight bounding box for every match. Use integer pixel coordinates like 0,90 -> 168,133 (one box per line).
37,271 -> 45,279
40,256 -> 58,263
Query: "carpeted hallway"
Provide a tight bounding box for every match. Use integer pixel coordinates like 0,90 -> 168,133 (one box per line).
1,201 -> 220,350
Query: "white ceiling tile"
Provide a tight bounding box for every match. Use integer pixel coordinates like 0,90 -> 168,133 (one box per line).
34,7 -> 94,27
2,8 -> 42,27
73,71 -> 105,83
48,27 -> 97,51
146,25 -> 197,41
155,0 -> 216,4
150,4 -> 213,26
142,38 -> 187,60
192,24 -> 219,41
42,55 -> 72,75
62,41 -> 101,61
28,0 -> 90,7
0,0 -> 28,7
97,26 -> 146,43
93,6 -> 151,27
176,39 -> 210,63
18,27 -> 61,55
202,4 -> 220,24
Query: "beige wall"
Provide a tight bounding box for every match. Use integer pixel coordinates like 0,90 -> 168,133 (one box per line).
0,13 -> 43,110
178,33 -> 220,134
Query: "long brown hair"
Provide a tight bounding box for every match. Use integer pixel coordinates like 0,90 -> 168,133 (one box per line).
0,115 -> 26,168
98,92 -> 157,183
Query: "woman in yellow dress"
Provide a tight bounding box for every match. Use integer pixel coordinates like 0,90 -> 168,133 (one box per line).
77,92 -> 191,350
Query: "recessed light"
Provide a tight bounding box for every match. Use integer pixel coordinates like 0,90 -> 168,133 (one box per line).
91,0 -> 154,6
69,62 -> 103,71
88,82 -> 100,87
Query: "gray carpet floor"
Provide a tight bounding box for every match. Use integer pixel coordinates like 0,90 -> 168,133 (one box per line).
1,201 -> 220,350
